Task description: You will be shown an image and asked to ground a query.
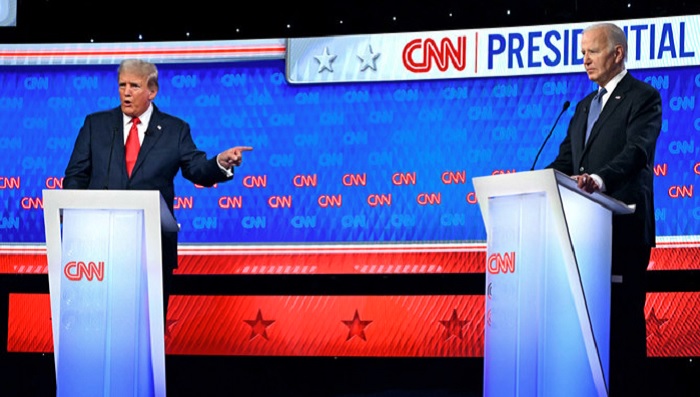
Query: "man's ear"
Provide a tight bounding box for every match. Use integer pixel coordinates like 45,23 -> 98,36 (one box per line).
614,45 -> 625,64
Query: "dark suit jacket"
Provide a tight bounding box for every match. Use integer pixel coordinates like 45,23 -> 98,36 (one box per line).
546,72 -> 662,250
63,105 -> 233,269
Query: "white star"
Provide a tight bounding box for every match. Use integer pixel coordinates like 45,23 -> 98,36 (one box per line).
314,47 -> 337,73
357,45 -> 381,71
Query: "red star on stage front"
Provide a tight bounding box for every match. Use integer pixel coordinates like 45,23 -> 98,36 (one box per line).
342,309 -> 372,341
439,308 -> 469,340
244,309 -> 275,340
165,319 -> 179,339
646,307 -> 668,339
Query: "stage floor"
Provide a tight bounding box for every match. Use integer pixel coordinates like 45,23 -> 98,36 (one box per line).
2,354 -> 699,396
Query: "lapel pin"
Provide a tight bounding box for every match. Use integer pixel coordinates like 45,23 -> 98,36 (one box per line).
157,125 -> 162,130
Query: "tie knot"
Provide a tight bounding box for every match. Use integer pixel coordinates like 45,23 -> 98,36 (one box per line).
132,117 -> 140,125
595,88 -> 607,101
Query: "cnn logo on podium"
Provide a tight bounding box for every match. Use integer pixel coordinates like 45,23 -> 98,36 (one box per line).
487,252 -> 515,274
63,261 -> 105,281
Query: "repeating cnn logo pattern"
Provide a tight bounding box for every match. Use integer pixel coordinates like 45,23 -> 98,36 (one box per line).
1,61 -> 699,247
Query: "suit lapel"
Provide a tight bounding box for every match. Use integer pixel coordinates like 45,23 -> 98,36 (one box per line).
593,90 -> 624,129
108,108 -> 128,179
577,91 -> 597,151
584,73 -> 631,149
585,93 -> 624,147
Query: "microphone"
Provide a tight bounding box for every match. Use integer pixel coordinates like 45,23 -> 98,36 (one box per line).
530,100 -> 571,171
103,127 -> 118,189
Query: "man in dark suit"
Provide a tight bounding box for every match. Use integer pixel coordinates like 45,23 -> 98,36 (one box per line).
63,58 -> 253,320
546,22 -> 662,396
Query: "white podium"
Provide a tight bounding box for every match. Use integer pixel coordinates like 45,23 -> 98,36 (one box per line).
473,169 -> 634,397
43,189 -> 178,397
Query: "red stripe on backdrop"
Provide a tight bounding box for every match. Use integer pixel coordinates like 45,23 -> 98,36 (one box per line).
0,254 -> 48,274
174,250 -> 486,274
9,292 -> 700,357
646,292 -> 700,357
0,248 -> 487,274
648,247 -> 700,271
166,295 -> 484,357
1,244 -> 698,274
7,294 -> 485,357
0,45 -> 287,59
7,294 -> 53,353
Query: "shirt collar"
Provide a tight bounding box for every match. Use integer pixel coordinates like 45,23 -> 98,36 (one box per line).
122,103 -> 154,128
600,69 -> 627,96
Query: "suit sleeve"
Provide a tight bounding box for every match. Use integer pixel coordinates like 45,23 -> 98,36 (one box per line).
176,121 -> 233,187
63,116 -> 94,189
597,86 -> 662,192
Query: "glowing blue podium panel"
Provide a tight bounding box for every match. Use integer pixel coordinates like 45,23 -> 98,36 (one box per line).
473,169 -> 633,397
43,190 -> 177,397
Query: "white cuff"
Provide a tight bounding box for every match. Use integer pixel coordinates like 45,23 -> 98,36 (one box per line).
590,174 -> 605,192
216,154 -> 234,177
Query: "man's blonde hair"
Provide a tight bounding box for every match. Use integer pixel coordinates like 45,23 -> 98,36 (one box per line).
118,59 -> 159,90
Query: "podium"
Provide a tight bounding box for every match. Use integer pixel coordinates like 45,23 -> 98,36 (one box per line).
43,189 -> 179,397
472,169 -> 634,397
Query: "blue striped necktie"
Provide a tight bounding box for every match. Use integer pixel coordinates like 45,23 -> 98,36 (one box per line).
585,87 -> 607,143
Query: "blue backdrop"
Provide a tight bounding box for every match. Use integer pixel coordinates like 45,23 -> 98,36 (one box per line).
0,61 -> 696,243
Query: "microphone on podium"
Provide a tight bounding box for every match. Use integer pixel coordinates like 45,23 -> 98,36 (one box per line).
530,100 -> 570,171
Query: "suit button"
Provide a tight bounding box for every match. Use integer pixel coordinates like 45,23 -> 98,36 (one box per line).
579,167 -> 585,172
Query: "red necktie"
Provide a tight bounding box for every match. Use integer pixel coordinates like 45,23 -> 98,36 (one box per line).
125,117 -> 140,177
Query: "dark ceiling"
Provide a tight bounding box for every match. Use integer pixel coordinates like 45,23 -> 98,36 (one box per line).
1,0 -> 698,44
